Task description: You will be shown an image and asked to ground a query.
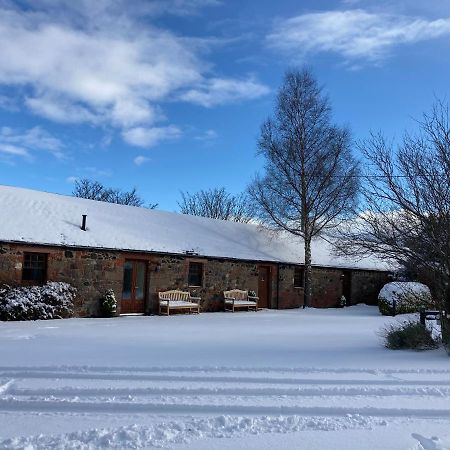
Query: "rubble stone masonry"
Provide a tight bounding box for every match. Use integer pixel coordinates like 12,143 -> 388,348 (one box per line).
0,242 -> 389,316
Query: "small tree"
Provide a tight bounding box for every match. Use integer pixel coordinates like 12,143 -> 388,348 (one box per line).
335,102 -> 450,349
249,68 -> 359,307
100,289 -> 117,317
178,187 -> 254,223
73,179 -> 157,208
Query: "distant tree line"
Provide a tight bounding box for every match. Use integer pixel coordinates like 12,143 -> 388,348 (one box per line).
177,187 -> 254,223
72,179 -> 157,208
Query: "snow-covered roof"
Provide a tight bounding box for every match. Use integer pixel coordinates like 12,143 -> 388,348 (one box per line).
0,185 -> 390,271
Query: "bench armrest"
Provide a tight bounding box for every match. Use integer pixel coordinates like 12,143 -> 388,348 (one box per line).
224,296 -> 236,301
189,296 -> 201,301
248,296 -> 259,301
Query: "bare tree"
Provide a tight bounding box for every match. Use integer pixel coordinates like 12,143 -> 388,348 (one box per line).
335,102 -> 450,345
249,68 -> 359,308
72,178 -> 157,208
178,187 -> 254,223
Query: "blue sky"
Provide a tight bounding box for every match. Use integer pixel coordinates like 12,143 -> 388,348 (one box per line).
0,0 -> 449,211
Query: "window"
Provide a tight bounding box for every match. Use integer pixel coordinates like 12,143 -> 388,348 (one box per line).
188,262 -> 203,287
22,252 -> 48,283
294,267 -> 304,288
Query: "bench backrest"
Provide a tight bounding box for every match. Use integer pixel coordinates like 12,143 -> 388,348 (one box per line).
223,289 -> 248,300
159,290 -> 191,301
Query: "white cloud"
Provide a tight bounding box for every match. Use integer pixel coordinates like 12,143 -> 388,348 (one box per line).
29,0 -> 221,21
149,0 -> 222,16
268,9 -> 450,63
25,94 -> 100,124
0,126 -> 64,160
83,166 -> 113,177
195,129 -> 218,141
122,126 -> 182,148
0,1 -> 268,147
133,155 -> 151,166
66,167 -> 112,182
0,11 -> 200,125
180,77 -> 270,107
0,143 -> 30,158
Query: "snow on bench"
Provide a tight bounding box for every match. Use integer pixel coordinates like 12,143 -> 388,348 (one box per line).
223,289 -> 258,312
158,290 -> 201,316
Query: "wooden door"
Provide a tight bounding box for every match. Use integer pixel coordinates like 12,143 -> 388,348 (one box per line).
258,266 -> 271,308
121,260 -> 147,313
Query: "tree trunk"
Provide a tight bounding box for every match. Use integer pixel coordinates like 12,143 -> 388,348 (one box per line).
445,285 -> 450,314
443,287 -> 450,353
304,236 -> 313,308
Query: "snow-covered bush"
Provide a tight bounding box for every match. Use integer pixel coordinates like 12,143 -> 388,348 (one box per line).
380,319 -> 439,350
0,282 -> 76,321
378,282 -> 432,316
100,289 -> 117,317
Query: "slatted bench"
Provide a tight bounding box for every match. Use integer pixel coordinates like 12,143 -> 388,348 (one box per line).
223,289 -> 259,312
158,290 -> 201,316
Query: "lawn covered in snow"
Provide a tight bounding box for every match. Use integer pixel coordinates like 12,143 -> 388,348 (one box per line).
0,305 -> 449,449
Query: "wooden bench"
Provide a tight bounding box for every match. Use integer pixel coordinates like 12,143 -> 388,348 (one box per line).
223,289 -> 258,312
158,290 -> 201,316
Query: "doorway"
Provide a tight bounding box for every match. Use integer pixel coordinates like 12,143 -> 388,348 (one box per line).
258,266 -> 272,308
121,260 -> 147,314
341,270 -> 352,305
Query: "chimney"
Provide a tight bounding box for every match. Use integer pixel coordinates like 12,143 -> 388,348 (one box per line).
81,214 -> 87,231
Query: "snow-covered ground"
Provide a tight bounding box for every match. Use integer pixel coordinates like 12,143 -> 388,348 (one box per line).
0,305 -> 449,449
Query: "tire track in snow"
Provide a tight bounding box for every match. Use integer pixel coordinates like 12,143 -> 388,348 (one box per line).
1,397 -> 450,418
8,385 -> 450,398
1,365 -> 449,375
2,367 -> 450,427
2,370 -> 450,386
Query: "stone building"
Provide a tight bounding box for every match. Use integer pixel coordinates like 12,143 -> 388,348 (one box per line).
0,186 -> 390,316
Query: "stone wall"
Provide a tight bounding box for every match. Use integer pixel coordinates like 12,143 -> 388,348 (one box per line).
0,242 -> 389,316
310,267 -> 390,307
278,265 -> 304,309
310,267 -> 344,308
147,256 -> 261,313
0,242 -> 126,316
351,270 -> 390,305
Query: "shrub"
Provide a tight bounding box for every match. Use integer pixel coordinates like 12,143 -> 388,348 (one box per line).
0,282 -> 76,321
100,289 -> 117,317
380,319 -> 439,350
378,282 -> 432,316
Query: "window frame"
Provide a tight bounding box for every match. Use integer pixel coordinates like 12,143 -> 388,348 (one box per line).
22,252 -> 48,284
188,261 -> 204,287
293,266 -> 304,289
